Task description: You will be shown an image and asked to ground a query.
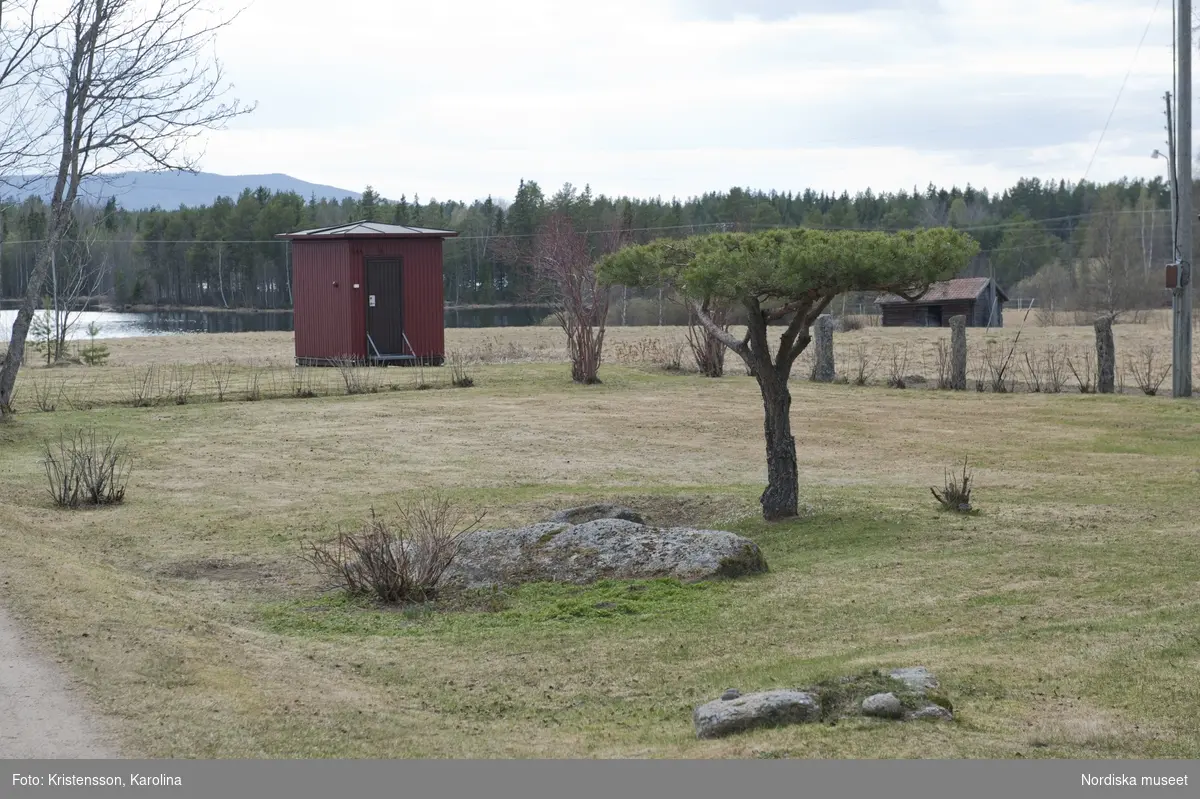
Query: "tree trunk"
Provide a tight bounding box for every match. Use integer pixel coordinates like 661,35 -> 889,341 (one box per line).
0,241 -> 57,416
758,369 -> 799,520
1095,316 -> 1115,394
950,314 -> 967,390
810,314 -> 835,382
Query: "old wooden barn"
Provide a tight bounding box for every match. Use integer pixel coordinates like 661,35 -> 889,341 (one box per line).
278,221 -> 458,366
875,277 -> 1008,328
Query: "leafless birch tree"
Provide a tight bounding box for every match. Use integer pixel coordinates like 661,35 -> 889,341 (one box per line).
0,0 -> 253,416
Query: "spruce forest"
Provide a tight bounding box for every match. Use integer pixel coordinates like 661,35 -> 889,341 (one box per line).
0,175 -> 1179,318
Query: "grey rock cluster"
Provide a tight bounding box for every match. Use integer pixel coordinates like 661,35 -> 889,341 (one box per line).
692,666 -> 954,739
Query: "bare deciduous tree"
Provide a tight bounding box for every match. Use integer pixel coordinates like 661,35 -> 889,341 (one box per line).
0,0 -> 253,416
520,212 -> 624,384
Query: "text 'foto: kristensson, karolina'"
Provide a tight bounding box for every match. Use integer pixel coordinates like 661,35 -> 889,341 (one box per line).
13,773 -> 182,788
1082,773 -> 1189,787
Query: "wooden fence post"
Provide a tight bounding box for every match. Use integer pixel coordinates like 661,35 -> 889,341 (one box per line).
810,315 -> 835,383
950,315 -> 967,390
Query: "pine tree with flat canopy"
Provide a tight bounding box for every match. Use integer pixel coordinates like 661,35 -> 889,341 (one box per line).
597,227 -> 980,521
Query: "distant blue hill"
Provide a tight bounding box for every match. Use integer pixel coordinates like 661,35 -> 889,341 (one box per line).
6,171 -> 361,210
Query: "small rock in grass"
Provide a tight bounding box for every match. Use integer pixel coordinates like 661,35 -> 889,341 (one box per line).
721,688 -> 741,701
862,692 -> 904,719
909,704 -> 954,722
694,690 -> 820,739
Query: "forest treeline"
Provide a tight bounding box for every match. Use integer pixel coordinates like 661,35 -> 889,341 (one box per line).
0,175 -> 1182,316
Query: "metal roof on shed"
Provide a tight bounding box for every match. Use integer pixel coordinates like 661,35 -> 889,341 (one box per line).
276,221 -> 459,239
875,277 -> 1007,305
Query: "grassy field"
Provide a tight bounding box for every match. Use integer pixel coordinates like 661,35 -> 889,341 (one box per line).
1,322 -> 1199,758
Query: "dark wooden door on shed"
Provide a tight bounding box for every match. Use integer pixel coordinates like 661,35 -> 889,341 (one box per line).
365,259 -> 405,355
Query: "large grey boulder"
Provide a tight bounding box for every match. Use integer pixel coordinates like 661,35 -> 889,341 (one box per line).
547,504 -> 645,525
862,692 -> 903,719
440,518 -> 767,589
694,690 -> 820,739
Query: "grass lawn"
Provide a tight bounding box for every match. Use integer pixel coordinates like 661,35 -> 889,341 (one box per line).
1,332 -> 1199,758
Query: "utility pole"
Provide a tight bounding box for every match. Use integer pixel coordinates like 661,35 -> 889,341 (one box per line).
1174,0 -> 1194,397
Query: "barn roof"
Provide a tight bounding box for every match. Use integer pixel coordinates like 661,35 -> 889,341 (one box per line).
875,277 -> 1008,306
276,221 -> 459,240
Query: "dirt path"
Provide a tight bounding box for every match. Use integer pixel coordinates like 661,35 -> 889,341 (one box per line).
0,603 -> 119,758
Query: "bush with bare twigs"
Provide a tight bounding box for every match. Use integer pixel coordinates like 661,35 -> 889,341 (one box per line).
686,303 -> 729,377
1043,345 -> 1068,393
42,428 -> 133,508
449,350 -> 474,388
166,364 -> 196,405
1128,344 -> 1171,396
1066,347 -> 1095,394
1021,350 -> 1043,392
127,366 -> 159,407
301,495 -> 485,604
848,341 -> 881,386
207,359 -> 235,401
502,213 -> 624,385
886,343 -> 910,388
291,367 -> 317,398
931,458 -> 974,513
982,335 -> 1021,393
934,341 -> 953,389
333,356 -> 376,395
29,372 -> 64,412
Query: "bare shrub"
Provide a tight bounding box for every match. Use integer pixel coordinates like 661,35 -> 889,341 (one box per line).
64,378 -> 97,411
29,372 -> 65,412
42,428 -> 133,508
1043,345 -> 1068,393
301,495 -> 485,604
1022,350 -> 1043,393
686,303 -> 728,377
1128,344 -> 1171,396
982,334 -> 1021,393
934,340 -> 952,389
931,458 -> 974,513
207,359 -> 235,401
886,343 -> 910,388
291,367 -> 316,398
968,345 -> 987,392
127,366 -> 159,408
166,364 -> 196,405
1066,347 -> 1095,394
332,356 -> 375,395
838,315 -> 864,332
243,366 -> 264,401
503,213 -> 624,385
849,341 -> 881,386
661,338 -> 686,372
449,350 -> 474,388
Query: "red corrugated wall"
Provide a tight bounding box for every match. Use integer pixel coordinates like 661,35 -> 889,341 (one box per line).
353,238 -> 445,359
292,240 -> 366,360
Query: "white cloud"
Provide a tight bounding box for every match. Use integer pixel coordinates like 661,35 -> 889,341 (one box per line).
200,0 -> 1177,201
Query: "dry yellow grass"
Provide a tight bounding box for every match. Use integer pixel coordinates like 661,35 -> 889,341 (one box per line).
0,327 -> 1199,759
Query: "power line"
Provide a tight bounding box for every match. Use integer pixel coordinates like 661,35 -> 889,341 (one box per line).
1081,0 -> 1163,184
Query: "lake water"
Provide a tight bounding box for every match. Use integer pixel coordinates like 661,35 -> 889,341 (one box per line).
0,306 -> 551,340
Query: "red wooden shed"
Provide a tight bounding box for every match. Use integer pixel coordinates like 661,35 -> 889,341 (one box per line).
277,221 -> 458,366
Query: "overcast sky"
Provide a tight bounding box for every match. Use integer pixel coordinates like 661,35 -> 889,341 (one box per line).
200,0 -> 1175,203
